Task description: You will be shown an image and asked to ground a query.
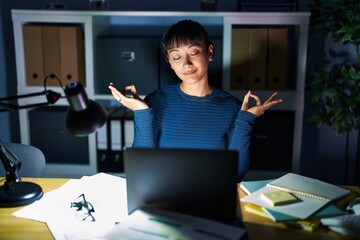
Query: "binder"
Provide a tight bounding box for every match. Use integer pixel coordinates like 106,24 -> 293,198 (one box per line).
42,26 -> 61,81
23,25 -> 44,86
97,108 -> 134,172
231,28 -> 250,90
267,28 -> 288,90
248,28 -> 267,90
59,26 -> 85,85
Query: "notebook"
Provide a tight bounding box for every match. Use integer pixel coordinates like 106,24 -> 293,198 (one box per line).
240,178 -> 347,222
123,148 -> 239,224
267,173 -> 350,201
241,173 -> 351,219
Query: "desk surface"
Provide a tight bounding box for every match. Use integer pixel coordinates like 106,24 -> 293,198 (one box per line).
0,178 -> 357,240
0,178 -> 67,240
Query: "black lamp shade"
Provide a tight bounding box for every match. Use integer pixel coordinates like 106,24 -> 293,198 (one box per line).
65,81 -> 107,137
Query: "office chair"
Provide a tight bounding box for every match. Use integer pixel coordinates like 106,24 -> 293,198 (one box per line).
0,142 -> 46,178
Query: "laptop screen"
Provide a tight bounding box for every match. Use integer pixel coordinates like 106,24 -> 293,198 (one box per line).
124,148 -> 239,224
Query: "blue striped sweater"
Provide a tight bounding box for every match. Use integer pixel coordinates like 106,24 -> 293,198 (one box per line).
132,83 -> 256,179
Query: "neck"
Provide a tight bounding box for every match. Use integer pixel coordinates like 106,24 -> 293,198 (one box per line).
180,82 -> 213,97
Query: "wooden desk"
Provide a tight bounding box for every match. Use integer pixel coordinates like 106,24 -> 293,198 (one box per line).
0,178 -> 68,240
0,178 -> 358,240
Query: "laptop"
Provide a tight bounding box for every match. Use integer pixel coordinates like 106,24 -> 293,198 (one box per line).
123,148 -> 239,224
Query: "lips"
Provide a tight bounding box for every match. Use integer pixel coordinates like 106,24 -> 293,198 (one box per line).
183,69 -> 197,75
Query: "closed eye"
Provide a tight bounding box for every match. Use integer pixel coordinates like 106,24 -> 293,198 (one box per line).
189,50 -> 199,56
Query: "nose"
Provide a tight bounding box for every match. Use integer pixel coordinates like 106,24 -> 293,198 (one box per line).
182,55 -> 193,67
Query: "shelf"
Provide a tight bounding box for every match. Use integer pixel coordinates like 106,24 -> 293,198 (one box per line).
12,10 -> 310,178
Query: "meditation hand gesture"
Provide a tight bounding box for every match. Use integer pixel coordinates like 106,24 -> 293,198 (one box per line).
108,83 -> 149,111
241,91 -> 283,117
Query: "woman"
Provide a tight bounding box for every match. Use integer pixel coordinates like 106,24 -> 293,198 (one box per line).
108,19 -> 282,180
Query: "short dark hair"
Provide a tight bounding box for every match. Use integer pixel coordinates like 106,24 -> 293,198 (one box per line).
161,19 -> 215,58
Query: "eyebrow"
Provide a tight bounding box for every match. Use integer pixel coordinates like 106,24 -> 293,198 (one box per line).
167,42 -> 202,54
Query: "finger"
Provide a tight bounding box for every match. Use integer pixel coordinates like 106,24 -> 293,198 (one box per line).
120,85 -> 140,98
263,98 -> 283,110
113,89 -> 126,102
241,91 -> 251,111
243,91 -> 251,103
127,85 -> 143,101
120,85 -> 134,96
108,84 -> 130,103
129,85 -> 140,99
264,92 -> 278,104
108,83 -> 118,92
249,93 -> 261,106
108,85 -> 121,99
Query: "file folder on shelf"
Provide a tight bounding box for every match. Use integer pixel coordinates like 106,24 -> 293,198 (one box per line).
97,108 -> 134,172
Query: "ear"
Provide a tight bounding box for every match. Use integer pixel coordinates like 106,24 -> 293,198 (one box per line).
208,44 -> 214,61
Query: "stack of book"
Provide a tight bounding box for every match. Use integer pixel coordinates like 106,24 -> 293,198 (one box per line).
240,173 -> 352,231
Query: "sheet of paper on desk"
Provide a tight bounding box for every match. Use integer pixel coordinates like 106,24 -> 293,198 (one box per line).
13,173 -> 128,240
105,207 -> 247,240
12,179 -> 77,223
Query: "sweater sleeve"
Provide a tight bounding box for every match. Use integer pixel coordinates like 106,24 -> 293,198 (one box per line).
229,110 -> 256,180
132,108 -> 157,148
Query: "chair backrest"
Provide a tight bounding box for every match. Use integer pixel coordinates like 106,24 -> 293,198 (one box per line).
0,142 -> 46,177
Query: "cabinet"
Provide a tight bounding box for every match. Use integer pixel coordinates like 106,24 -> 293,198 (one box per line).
12,10 -> 310,178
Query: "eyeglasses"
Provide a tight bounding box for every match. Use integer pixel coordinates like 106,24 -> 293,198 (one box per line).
70,193 -> 95,222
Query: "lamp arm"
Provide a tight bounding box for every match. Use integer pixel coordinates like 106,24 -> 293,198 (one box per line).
0,90 -> 62,112
0,141 -> 21,189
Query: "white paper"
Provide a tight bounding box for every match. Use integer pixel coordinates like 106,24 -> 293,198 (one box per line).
13,173 -> 128,240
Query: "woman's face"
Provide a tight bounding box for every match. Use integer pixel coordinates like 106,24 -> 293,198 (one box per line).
167,40 -> 214,86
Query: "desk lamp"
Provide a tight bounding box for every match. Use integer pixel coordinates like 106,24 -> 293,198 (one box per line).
0,74 -> 107,207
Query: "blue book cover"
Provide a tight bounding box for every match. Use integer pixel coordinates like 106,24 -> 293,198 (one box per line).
240,179 -> 273,194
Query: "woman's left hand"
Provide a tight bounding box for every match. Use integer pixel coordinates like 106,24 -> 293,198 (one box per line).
241,91 -> 283,117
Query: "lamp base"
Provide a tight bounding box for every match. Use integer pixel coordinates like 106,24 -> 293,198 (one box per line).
0,181 -> 43,207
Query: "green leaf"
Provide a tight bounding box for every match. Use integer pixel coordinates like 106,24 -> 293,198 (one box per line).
307,0 -> 360,134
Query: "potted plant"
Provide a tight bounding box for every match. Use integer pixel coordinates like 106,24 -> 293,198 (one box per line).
307,0 -> 360,184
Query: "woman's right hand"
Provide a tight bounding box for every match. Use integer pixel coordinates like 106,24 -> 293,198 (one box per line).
108,83 -> 149,111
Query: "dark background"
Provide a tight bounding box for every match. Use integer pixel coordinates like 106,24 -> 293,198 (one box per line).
0,0 -> 357,184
